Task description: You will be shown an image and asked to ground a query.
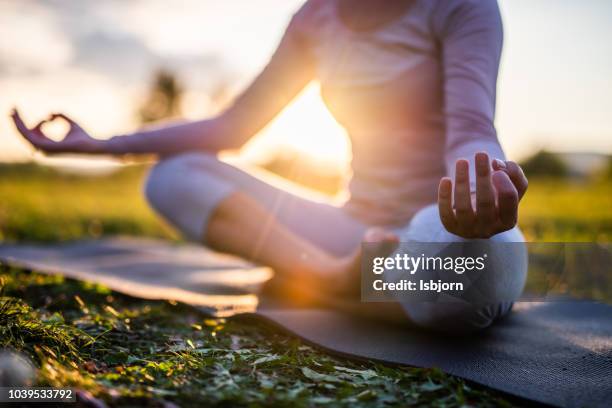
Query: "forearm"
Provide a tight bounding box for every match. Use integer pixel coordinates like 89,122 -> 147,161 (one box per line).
104,114 -> 244,156
437,0 -> 505,191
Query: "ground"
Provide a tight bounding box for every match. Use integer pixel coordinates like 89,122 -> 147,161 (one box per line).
0,163 -> 610,407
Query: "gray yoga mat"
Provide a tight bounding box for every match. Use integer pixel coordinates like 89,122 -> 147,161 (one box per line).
0,238 -> 610,408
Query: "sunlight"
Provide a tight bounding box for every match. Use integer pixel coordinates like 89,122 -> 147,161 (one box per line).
240,83 -> 351,171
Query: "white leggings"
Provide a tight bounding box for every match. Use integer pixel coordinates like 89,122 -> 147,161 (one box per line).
144,153 -> 527,334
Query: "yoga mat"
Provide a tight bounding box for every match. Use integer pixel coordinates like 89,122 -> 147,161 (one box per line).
1,238 -> 610,408
0,238 -> 272,316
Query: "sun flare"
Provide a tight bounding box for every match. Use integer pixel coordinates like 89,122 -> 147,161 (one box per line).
241,83 -> 350,171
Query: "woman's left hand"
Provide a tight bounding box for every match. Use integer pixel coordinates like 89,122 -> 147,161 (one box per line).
438,152 -> 528,239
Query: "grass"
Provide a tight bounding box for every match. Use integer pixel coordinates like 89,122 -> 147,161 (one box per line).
0,163 -> 170,243
0,162 -> 610,407
0,268 -> 508,407
519,178 -> 611,241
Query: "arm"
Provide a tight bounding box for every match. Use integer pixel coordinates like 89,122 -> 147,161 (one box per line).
433,0 -> 528,238
12,9 -> 315,156
437,0 -> 505,188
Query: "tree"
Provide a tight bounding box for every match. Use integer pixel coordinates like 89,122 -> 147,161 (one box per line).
138,70 -> 183,124
520,150 -> 568,178
602,156 -> 612,181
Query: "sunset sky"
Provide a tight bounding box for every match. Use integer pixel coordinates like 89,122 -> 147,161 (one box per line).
1,0 -> 611,168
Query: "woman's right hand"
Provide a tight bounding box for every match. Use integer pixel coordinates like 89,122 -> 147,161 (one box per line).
11,108 -> 106,154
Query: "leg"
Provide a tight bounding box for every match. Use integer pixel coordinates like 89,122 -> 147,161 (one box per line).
205,191 -> 352,283
144,153 -> 369,282
391,204 -> 528,334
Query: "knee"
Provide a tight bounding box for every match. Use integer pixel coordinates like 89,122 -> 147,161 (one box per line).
405,301 -> 514,335
144,155 -> 186,214
397,252 -> 525,334
397,204 -> 528,334
144,153 -> 217,214
402,238 -> 526,334
143,153 -> 236,241
402,240 -> 526,333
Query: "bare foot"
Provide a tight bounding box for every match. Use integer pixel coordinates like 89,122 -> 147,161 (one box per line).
331,228 -> 399,294
273,228 -> 399,303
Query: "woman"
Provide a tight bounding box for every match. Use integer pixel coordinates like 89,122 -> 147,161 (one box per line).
12,0 -> 528,333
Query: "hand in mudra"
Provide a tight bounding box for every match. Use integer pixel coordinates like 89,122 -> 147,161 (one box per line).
438,152 -> 528,239
11,108 -> 104,154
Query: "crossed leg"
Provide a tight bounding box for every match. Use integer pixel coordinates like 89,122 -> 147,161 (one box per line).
143,153 -> 386,287
145,153 -> 527,333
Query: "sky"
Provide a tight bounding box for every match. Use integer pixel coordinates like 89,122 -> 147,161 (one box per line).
1,0 -> 611,168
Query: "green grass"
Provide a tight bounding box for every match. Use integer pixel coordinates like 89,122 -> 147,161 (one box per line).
0,162 -> 610,407
0,163 -> 171,243
0,268 -> 510,407
519,178 -> 611,241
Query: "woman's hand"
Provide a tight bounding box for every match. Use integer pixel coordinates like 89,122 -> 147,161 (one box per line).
11,108 -> 106,154
438,152 -> 528,239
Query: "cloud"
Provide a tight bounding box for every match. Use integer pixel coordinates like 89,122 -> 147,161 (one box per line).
0,1 -> 72,75
70,29 -> 225,89
0,0 -> 228,90
70,30 -> 156,83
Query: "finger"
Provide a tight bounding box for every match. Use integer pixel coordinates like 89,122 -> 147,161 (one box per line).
493,159 -> 528,199
49,112 -> 78,128
492,170 -> 519,229
504,161 -> 528,199
11,110 -> 55,151
11,109 -> 27,132
11,110 -> 36,142
475,152 -> 496,226
453,159 -> 474,227
438,177 -> 457,232
492,158 -> 506,171
26,120 -> 51,149
31,119 -> 49,137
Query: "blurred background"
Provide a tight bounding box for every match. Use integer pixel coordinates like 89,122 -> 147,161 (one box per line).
0,0 -> 611,243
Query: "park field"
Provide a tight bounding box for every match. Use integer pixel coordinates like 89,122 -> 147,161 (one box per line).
1,162 -> 610,243
0,162 -> 610,407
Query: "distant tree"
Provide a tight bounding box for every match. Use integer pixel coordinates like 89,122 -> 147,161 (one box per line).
520,150 -> 568,178
603,156 -> 612,181
138,70 -> 183,124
